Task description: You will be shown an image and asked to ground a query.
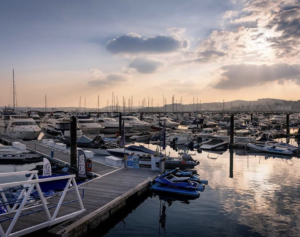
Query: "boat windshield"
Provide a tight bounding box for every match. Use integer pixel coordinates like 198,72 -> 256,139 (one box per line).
55,123 -> 71,130
124,117 -> 139,121
12,122 -> 36,126
103,118 -> 116,122
79,120 -> 94,123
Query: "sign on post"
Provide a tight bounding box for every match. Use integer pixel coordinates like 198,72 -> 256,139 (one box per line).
127,155 -> 139,169
77,150 -> 87,179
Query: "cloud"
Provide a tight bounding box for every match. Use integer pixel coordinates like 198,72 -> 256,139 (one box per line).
129,58 -> 163,74
88,69 -> 127,88
266,6 -> 300,57
106,32 -> 189,55
213,63 -> 300,89
167,27 -> 186,36
196,50 -> 226,62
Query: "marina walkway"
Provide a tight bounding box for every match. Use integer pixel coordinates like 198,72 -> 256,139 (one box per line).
0,134 -> 158,236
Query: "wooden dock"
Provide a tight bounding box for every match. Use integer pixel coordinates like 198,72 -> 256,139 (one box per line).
0,134 -> 158,236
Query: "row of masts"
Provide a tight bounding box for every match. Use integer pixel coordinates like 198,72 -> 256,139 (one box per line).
8,71 -> 225,113
71,93 -> 208,113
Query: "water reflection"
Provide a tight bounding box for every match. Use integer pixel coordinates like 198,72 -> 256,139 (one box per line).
230,149 -> 233,178
102,141 -> 300,237
153,193 -> 200,236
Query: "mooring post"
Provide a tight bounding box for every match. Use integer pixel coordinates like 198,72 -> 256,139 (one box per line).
70,115 -> 77,169
229,149 -> 233,178
140,112 -> 143,121
250,113 -> 253,123
286,113 -> 290,136
119,112 -> 122,136
230,114 -> 234,146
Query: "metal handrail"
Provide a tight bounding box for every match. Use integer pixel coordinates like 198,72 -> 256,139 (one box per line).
0,171 -> 85,237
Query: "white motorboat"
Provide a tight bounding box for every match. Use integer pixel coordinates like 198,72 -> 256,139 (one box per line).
212,129 -> 256,144
167,132 -> 194,145
0,107 -> 17,128
6,117 -> 41,140
29,112 -> 41,125
129,132 -> 153,141
270,124 -> 286,137
269,115 -> 284,124
152,117 -> 179,129
0,143 -> 42,163
78,118 -> 104,134
41,117 -> 82,138
107,145 -> 159,158
212,130 -> 229,141
255,132 -> 274,143
94,117 -> 132,134
196,128 -> 215,139
200,138 -> 228,150
120,116 -> 151,131
246,142 -> 294,156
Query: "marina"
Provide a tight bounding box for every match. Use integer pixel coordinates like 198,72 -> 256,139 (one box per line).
1,1 -> 300,236
0,109 -> 299,236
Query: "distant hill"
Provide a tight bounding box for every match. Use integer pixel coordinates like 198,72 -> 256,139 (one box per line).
1,98 -> 300,112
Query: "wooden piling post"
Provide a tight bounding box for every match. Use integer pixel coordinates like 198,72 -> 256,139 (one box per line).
119,112 -> 122,136
286,113 -> 290,136
70,116 -> 77,169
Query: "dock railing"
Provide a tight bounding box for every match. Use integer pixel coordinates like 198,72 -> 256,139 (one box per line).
0,171 -> 85,237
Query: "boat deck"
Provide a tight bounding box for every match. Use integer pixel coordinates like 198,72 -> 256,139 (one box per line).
0,134 -> 158,236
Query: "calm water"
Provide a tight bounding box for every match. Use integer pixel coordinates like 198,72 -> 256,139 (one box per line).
97,141 -> 300,237
1,133 -> 300,237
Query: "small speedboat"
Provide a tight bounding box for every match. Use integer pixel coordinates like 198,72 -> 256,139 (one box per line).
129,132 -> 152,141
168,168 -> 208,184
200,138 -> 228,150
247,142 -> 294,155
59,135 -> 106,148
107,145 -> 159,157
155,174 -> 203,191
0,144 -> 42,164
150,183 -> 200,198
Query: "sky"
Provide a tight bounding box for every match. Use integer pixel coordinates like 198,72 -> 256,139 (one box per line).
0,0 -> 300,108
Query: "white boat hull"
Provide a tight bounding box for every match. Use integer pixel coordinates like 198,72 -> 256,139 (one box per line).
6,130 -> 41,140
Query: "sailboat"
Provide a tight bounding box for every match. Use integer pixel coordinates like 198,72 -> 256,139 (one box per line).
0,70 -> 18,128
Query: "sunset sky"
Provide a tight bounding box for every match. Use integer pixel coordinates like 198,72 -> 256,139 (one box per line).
0,0 -> 300,108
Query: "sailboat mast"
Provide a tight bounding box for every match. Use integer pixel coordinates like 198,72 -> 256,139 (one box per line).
13,69 -> 16,110
45,95 -> 47,112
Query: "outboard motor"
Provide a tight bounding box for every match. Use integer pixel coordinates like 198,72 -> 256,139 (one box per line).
93,135 -> 105,145
170,137 -> 177,148
182,153 -> 195,162
188,141 -> 194,150
197,137 -> 202,143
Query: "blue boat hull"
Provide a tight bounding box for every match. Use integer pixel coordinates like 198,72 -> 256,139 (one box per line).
150,183 -> 200,197
38,174 -> 70,192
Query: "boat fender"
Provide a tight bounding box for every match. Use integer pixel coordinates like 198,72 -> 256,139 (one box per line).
200,180 -> 208,185
197,184 -> 205,192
